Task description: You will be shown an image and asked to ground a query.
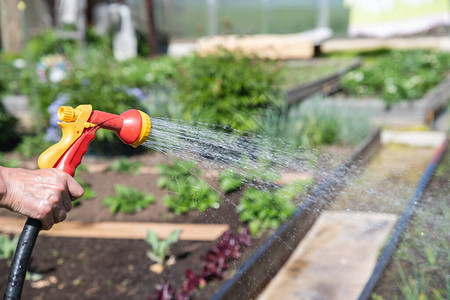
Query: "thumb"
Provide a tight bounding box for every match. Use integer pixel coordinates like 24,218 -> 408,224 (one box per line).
66,175 -> 85,200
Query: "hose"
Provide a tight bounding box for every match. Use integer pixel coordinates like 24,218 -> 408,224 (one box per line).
3,218 -> 41,300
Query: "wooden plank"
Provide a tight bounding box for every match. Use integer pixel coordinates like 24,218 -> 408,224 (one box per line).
0,217 -> 228,241
258,211 -> 397,300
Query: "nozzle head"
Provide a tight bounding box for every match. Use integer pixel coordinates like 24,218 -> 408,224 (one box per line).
58,106 -> 80,122
117,109 -> 151,148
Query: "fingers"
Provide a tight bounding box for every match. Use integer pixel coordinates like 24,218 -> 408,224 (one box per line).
66,175 -> 85,201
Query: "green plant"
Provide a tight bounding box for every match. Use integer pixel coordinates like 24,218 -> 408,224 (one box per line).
15,134 -> 52,158
340,50 -> 450,108
157,160 -> 220,214
237,179 -> 311,237
0,234 -> 19,262
107,157 -> 142,174
260,97 -> 373,147
174,51 -> 282,132
145,229 -> 182,266
218,170 -> 245,193
102,184 -> 155,214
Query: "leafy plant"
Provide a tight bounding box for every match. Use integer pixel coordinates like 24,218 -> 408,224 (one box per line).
174,51 -> 282,132
148,228 -> 252,300
145,229 -> 182,266
157,160 -> 220,214
102,184 -> 155,214
107,157 -> 142,174
340,50 -> 450,108
237,179 -> 311,237
15,134 -> 52,158
0,234 -> 19,262
218,169 -> 245,193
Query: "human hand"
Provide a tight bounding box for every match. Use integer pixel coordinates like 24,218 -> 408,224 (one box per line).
0,167 -> 84,230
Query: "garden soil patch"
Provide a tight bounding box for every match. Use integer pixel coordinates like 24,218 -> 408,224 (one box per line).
0,152 -> 265,299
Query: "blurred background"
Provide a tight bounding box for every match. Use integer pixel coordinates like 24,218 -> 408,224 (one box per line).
0,1 -> 449,300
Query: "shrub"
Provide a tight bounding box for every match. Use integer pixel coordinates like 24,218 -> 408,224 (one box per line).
174,51 -> 283,131
340,50 -> 450,108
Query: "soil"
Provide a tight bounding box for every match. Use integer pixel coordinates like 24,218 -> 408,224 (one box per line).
0,152 -> 265,300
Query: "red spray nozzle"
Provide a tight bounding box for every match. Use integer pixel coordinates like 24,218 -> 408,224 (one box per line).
38,105 -> 151,176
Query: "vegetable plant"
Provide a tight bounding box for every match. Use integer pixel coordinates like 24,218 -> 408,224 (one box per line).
145,229 -> 182,267
157,160 -> 220,214
340,50 -> 450,108
107,157 -> 142,174
237,179 -> 312,237
218,169 -> 245,193
148,228 -> 252,300
174,51 -> 282,132
102,184 -> 155,214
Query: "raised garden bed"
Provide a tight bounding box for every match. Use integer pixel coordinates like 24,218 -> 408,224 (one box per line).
0,127 -> 373,300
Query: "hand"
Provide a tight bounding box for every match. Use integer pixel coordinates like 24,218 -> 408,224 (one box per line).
0,167 -> 84,230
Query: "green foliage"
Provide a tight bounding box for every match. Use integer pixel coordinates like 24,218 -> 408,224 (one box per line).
157,160 -> 220,214
219,170 -> 245,193
15,134 -> 52,158
237,179 -> 311,237
107,157 -> 142,174
260,97 -> 373,147
0,234 -> 19,261
102,184 -> 155,214
145,229 -> 182,266
25,30 -> 77,61
340,50 -> 450,108
174,51 -> 282,131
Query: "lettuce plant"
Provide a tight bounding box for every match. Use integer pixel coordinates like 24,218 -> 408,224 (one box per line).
102,184 -> 155,214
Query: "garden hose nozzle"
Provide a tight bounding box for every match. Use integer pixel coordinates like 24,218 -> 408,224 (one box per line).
38,104 -> 151,176
4,105 -> 151,300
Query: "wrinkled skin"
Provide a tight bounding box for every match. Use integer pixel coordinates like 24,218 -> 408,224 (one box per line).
0,167 -> 84,230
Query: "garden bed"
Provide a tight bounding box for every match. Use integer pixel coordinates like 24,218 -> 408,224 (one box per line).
0,135 -> 365,300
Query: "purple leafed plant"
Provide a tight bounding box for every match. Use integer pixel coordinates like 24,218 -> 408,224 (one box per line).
148,228 -> 252,300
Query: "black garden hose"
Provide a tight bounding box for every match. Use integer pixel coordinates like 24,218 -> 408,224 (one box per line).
3,218 -> 41,300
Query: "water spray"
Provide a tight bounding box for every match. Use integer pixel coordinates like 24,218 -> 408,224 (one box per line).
3,105 -> 151,300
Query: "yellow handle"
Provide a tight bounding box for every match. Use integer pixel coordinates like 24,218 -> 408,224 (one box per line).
38,105 -> 93,169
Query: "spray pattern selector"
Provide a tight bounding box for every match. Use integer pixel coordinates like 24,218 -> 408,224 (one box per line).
38,104 -> 151,176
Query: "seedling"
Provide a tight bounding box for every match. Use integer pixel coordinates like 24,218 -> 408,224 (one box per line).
145,229 -> 182,268
237,179 -> 311,237
107,157 -> 142,174
103,184 -> 155,214
219,170 -> 245,193
157,160 -> 220,214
